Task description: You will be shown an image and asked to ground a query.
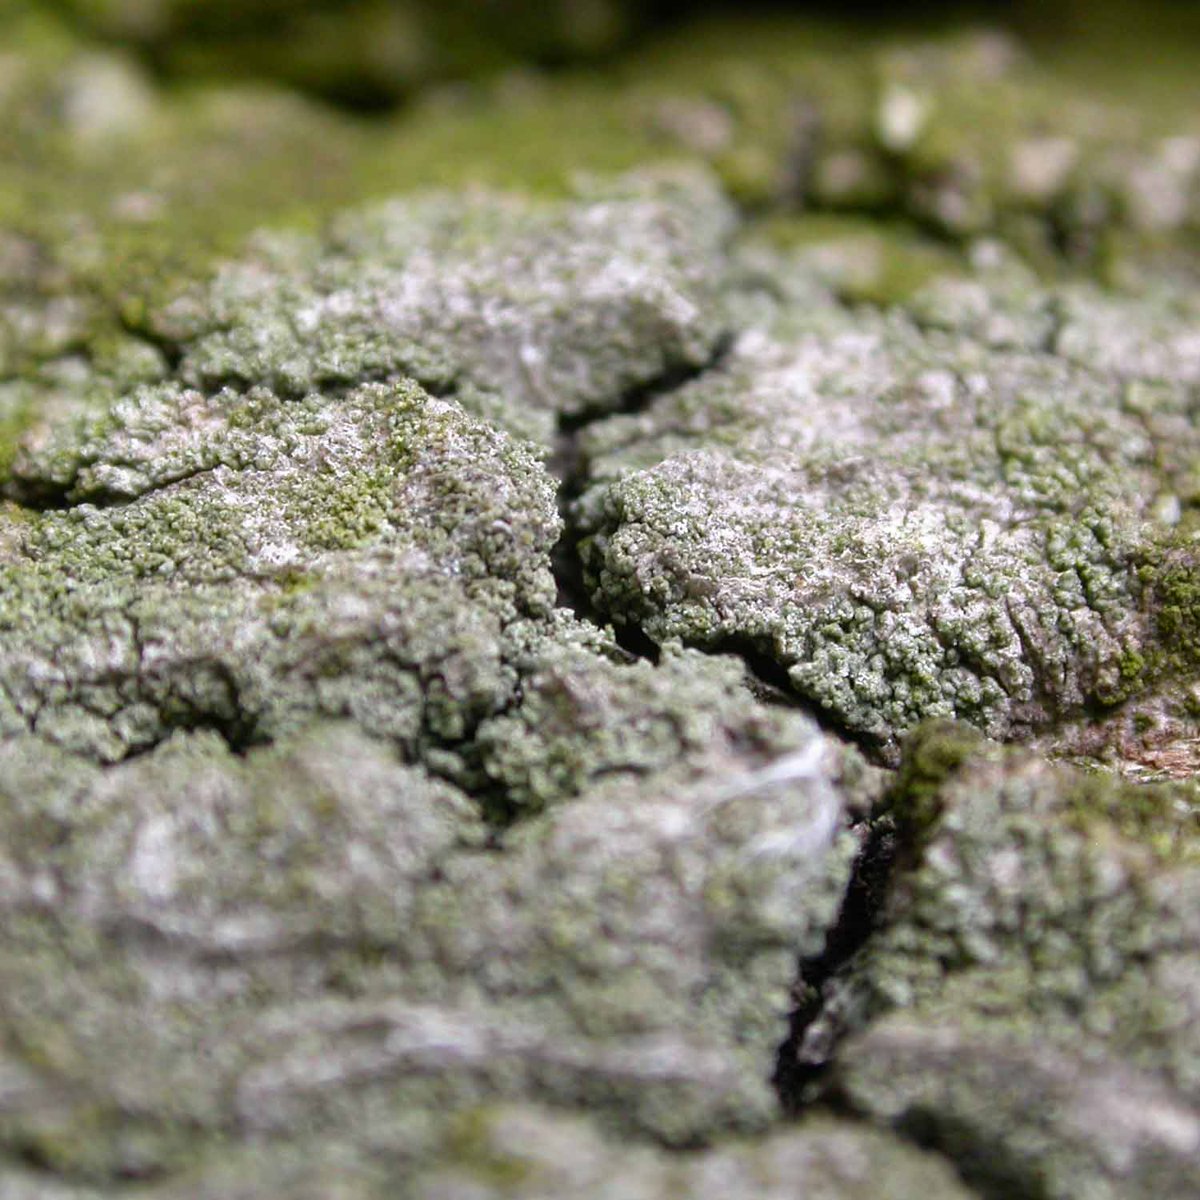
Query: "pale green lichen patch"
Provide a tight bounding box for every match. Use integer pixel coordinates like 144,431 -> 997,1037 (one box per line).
0,378 -> 560,762
803,725 -> 1200,1197
0,711 -> 857,1179
473,643 -> 815,814
575,252 -> 1200,758
141,168 -> 733,445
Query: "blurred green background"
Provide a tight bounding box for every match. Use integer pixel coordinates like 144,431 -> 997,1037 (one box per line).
6,1 -> 1198,109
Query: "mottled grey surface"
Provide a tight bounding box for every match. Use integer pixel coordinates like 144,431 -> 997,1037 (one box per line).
0,711 -> 857,1181
838,1018 -> 1200,1200
577,249 -> 1199,758
0,118 -> 1197,1199
818,727 -> 1200,1198
406,1108 -> 976,1200
0,1107 -> 977,1199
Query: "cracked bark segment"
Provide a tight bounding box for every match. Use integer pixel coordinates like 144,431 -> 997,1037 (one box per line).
0,1109 -> 975,1200
0,11 -> 1198,1199
0,380 -> 558,761
122,169 -> 734,445
473,642 -> 876,814
836,1018 -> 1200,1200
0,169 -> 742,772
407,1107 -> 976,1200
0,367 -> 859,808
10,379 -> 561,586
841,729 -> 1200,1077
0,712 -> 854,1179
802,725 -> 1200,1197
576,258 -> 1200,756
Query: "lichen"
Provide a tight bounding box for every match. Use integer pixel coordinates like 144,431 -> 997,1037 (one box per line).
3,5 -> 1200,1194
0,376 -> 565,762
801,728 -> 1200,1197
0,713 -> 857,1179
575,251 -> 1200,758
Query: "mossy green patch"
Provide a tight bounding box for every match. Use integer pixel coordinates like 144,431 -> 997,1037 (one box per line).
440,1108 -> 536,1191
1152,552 -> 1200,671
1060,768 -> 1200,866
884,720 -> 990,840
5,4 -> 1200,380
745,213 -> 963,305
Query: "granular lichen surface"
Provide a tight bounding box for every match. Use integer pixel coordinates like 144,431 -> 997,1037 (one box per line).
1,4 -> 1199,1197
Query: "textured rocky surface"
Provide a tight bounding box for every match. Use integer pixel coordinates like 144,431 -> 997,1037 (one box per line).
576,250 -> 1200,760
0,713 -> 859,1182
141,172 -> 732,443
816,726 -> 1200,1198
1,379 -> 559,763
404,1109 -> 976,1200
0,1108 -> 977,1199
1,4 -> 1199,1197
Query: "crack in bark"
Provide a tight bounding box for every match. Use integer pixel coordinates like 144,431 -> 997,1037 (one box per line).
548,335 -> 734,636
537,333 -> 922,1127
773,812 -> 900,1113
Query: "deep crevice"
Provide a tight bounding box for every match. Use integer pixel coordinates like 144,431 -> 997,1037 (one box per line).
771,723 -> 984,1120
548,335 -> 734,633
6,462 -> 222,513
540,325 -> 900,764
696,632 -> 895,773
117,310 -> 186,373
610,620 -> 663,664
773,813 -> 900,1113
539,325 -> 917,1118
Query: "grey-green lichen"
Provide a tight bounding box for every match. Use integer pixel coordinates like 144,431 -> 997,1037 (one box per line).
0,160 -> 880,1176
0,163 -> 1195,1195
0,713 -> 855,1181
0,379 -> 558,762
0,171 -> 740,772
2,6 -> 1200,1195
142,168 -> 733,445
0,1105 -> 977,1199
800,724 -> 1200,1198
576,248 -> 1200,758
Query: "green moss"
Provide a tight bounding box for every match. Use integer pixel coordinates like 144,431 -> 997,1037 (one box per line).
1060,770 -> 1200,866
1091,643 -> 1153,707
747,213 -> 962,305
440,1108 -> 536,1191
884,720 -> 991,839
1153,553 -> 1200,669
0,391 -> 36,483
4,3 -> 1200,375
